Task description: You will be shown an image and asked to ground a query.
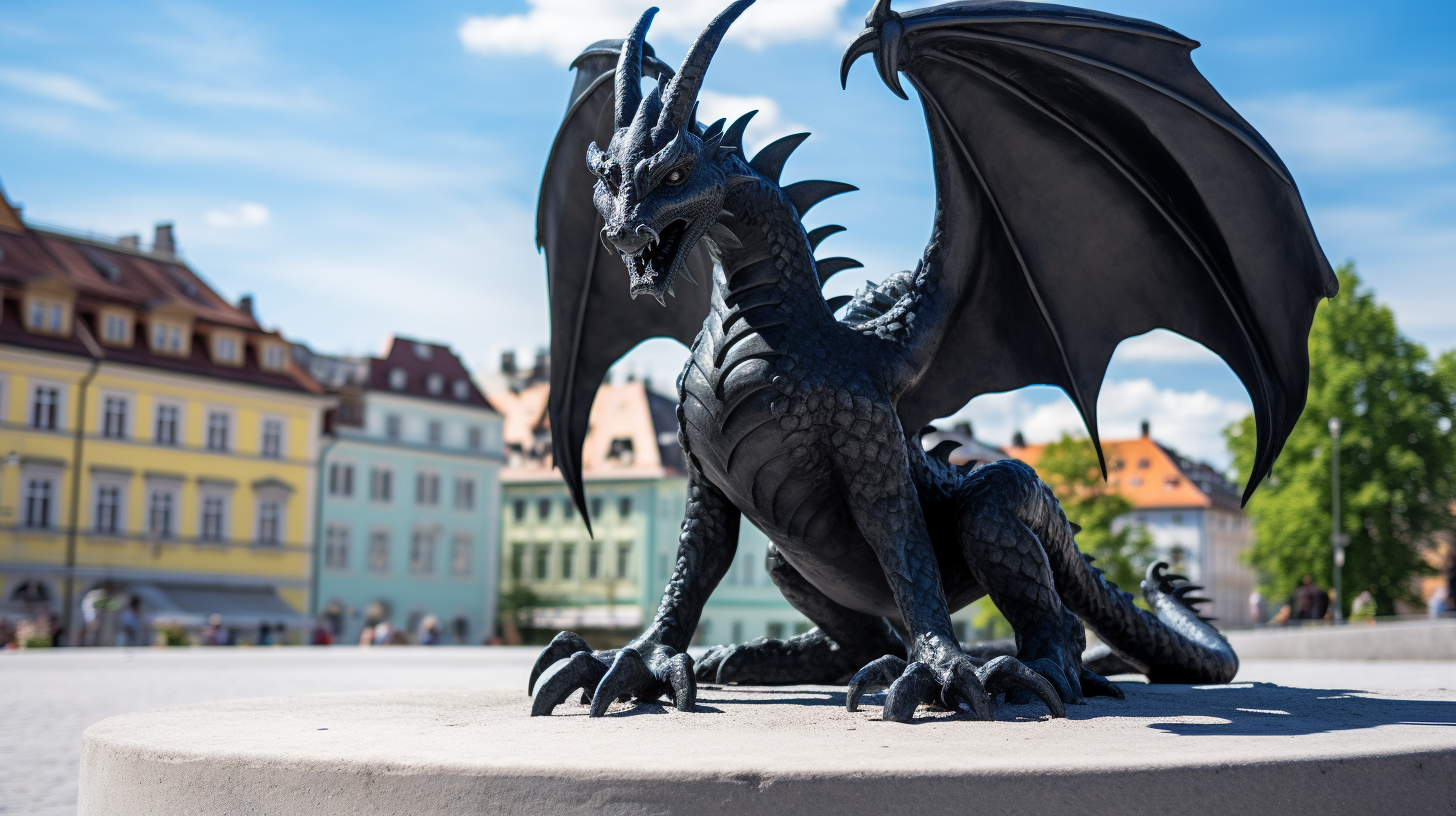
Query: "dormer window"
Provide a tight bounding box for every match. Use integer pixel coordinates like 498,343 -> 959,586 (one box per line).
426,373 -> 443,396
260,342 -> 287,372
99,309 -> 133,347
151,322 -> 188,356
389,368 -> 407,390
452,379 -> 469,400
25,298 -> 68,335
413,342 -> 432,360
211,331 -> 244,366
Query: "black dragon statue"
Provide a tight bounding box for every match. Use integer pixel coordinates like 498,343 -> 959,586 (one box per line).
529,0 -> 1336,722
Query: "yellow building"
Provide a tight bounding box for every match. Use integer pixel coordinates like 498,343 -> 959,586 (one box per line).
0,182 -> 331,644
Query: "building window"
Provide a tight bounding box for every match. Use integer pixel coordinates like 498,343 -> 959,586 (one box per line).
257,501 -> 282,546
454,478 -> 475,511
101,312 -> 131,345
618,497 -> 633,519
590,497 -> 603,520
206,411 -> 230,452
102,396 -> 128,439
385,414 -> 401,440
200,495 -> 227,541
154,404 -> 180,446
562,499 -> 574,520
537,498 -> 551,521
510,543 -> 526,582
328,463 -> 355,497
27,299 -> 66,334
94,485 -> 121,535
368,531 -> 390,572
467,425 -> 482,450
415,473 -> 439,506
413,342 -> 433,360
453,380 -> 470,400
213,335 -> 239,365
533,545 -> 550,581
561,543 -> 575,580
31,386 -> 60,430
389,368 -> 407,390
450,533 -> 472,576
427,373 -> 443,396
151,322 -> 186,355
512,499 -> 526,523
588,543 -> 601,579
148,491 -> 175,539
261,343 -> 287,372
370,468 -> 393,502
24,479 -> 54,529
428,420 -> 442,446
616,543 -> 631,579
261,419 -> 283,458
325,525 -> 350,569
410,529 -> 437,574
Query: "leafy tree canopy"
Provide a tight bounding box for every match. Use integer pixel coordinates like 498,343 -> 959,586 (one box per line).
1037,433 -> 1155,598
1226,264 -> 1456,615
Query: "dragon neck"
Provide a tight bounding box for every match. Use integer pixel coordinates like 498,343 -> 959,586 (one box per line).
702,169 -> 825,316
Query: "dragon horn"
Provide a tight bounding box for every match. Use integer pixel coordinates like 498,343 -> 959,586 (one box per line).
615,7 -> 659,131
655,0 -> 755,142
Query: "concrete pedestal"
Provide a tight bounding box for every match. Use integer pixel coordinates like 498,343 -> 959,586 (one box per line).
80,681 -> 1456,815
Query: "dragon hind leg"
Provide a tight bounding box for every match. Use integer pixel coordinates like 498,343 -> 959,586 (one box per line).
695,544 -> 907,685
952,459 -> 1124,704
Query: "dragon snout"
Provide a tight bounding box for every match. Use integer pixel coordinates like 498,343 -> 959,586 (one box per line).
606,223 -> 659,257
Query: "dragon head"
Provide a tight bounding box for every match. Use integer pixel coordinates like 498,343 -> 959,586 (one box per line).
589,2 -> 753,305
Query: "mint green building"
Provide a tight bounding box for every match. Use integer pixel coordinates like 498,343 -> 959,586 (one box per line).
300,337 -> 503,644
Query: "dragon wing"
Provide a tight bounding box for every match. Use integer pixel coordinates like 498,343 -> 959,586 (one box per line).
537,39 -> 716,530
841,0 -> 1337,502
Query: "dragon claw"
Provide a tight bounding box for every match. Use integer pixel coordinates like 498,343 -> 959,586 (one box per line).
529,632 -> 696,717
848,651 -> 1068,722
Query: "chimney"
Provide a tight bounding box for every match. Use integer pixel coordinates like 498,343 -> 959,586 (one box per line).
117,234 -> 140,250
237,294 -> 254,317
500,350 -> 516,376
153,222 -> 175,257
532,347 -> 548,381
953,421 -> 973,438
1012,430 -> 1026,448
1140,419 -> 1151,438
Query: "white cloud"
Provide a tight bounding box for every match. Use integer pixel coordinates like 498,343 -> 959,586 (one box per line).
953,379 -> 1250,468
696,90 -> 806,153
459,0 -> 855,66
1113,330 -> 1224,364
1242,94 -> 1452,171
204,202 -> 270,228
0,67 -> 113,109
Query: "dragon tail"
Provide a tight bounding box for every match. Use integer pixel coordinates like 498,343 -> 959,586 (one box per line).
1031,486 -> 1238,684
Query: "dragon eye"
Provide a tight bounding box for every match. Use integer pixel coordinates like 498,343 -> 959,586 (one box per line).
664,167 -> 687,186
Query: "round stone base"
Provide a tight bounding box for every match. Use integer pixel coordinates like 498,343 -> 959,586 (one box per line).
80,682 -> 1456,815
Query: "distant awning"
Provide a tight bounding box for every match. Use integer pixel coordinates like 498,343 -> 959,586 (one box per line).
531,605 -> 642,630
130,582 -> 310,629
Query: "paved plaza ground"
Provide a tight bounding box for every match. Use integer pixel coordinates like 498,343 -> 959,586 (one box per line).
4,647 -> 1454,815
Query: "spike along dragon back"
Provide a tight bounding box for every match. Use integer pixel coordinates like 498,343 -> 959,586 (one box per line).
529,1 -> 1336,721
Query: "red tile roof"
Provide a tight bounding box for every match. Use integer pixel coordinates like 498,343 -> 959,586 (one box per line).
1007,435 -> 1241,511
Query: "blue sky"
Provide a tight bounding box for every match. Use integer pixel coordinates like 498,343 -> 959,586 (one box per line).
1,0 -> 1452,468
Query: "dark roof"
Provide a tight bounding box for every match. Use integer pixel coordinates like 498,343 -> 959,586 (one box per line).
366,337 -> 495,412
0,211 -> 318,394
1159,443 -> 1244,512
646,388 -> 686,474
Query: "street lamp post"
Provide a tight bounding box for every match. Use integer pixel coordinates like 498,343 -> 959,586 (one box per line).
1329,417 -> 1346,624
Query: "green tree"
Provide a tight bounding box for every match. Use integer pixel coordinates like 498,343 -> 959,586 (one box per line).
1037,433 -> 1155,596
1226,264 -> 1456,615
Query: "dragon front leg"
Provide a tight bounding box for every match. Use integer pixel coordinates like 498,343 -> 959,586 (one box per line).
834,437 -> 1064,722
529,467 -> 739,717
